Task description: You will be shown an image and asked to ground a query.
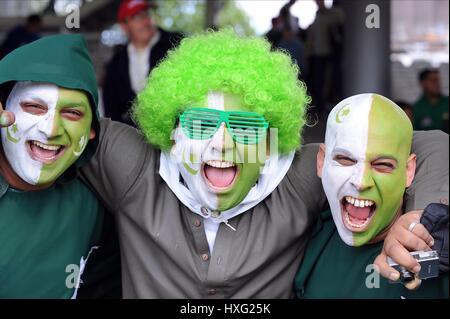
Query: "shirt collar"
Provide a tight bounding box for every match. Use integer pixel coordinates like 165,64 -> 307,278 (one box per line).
127,30 -> 161,56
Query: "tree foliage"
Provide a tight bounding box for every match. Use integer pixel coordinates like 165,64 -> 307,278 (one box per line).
152,0 -> 255,36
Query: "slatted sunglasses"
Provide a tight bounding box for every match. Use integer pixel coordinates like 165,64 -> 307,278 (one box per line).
180,108 -> 269,145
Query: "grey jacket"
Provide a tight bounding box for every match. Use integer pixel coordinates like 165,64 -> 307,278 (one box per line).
81,119 -> 449,298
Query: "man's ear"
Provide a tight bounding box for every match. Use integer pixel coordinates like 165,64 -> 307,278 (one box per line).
405,153 -> 416,187
317,143 -> 326,178
89,128 -> 96,140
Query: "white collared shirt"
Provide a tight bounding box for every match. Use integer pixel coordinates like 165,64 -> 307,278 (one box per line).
127,30 -> 161,94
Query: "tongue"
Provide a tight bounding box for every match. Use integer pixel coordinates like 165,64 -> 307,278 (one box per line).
30,143 -> 58,159
345,202 -> 371,220
204,165 -> 236,187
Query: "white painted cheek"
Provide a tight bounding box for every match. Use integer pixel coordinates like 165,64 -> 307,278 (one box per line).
172,125 -> 219,210
172,125 -> 208,165
322,156 -> 356,246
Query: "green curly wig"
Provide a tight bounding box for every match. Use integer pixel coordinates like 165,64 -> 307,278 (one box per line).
133,29 -> 310,154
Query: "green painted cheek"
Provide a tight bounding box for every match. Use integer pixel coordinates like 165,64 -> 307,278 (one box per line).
216,144 -> 264,211
73,135 -> 88,156
37,118 -> 92,185
354,168 -> 406,246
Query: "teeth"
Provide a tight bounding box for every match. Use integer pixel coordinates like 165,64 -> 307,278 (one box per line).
32,141 -> 61,151
206,160 -> 236,168
345,196 -> 374,207
345,210 -> 371,228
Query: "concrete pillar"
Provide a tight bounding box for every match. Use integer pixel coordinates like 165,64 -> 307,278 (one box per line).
340,0 -> 391,97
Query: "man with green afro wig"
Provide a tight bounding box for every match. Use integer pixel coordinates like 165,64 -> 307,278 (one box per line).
77,29 -> 448,298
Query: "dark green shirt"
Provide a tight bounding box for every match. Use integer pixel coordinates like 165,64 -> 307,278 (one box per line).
295,210 -> 449,299
0,175 -> 103,298
413,95 -> 449,132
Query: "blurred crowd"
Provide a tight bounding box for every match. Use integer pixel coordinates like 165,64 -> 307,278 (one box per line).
1,0 -> 448,134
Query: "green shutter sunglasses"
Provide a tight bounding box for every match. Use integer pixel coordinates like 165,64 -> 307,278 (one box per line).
180,107 -> 269,145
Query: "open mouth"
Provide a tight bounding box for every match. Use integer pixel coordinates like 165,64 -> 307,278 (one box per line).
341,196 -> 376,232
202,160 -> 239,191
27,140 -> 66,164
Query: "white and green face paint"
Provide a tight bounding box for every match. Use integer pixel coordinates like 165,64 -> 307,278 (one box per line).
1,81 -> 93,185
171,92 -> 266,212
321,94 -> 413,246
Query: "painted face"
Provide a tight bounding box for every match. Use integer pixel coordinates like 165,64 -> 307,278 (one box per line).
171,92 -> 267,212
1,82 -> 93,185
319,94 -> 415,246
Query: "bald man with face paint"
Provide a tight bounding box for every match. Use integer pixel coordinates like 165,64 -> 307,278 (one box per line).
295,94 -> 448,299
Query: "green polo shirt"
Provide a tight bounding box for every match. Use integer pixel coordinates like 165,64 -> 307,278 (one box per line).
0,174 -> 103,298
413,95 -> 449,132
295,210 -> 449,299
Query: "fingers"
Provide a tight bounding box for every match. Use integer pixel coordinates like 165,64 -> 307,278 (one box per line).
374,252 -> 400,281
0,110 -> 15,128
396,226 -> 432,252
384,237 -> 422,273
404,275 -> 422,290
0,102 -> 15,128
402,210 -> 434,247
410,223 -> 434,247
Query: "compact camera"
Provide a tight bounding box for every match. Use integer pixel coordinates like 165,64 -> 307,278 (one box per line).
387,250 -> 440,284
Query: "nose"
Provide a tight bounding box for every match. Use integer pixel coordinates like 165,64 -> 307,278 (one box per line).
210,122 -> 234,155
37,113 -> 63,138
350,166 -> 375,192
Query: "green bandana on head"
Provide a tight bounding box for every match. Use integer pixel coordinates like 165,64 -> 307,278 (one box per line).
319,93 -> 416,246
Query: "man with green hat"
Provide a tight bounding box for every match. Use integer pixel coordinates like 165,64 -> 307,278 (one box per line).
0,34 -> 114,298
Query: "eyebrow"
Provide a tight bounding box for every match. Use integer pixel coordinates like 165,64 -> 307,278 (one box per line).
57,98 -> 89,109
371,156 -> 398,163
21,96 -> 48,106
332,148 -> 355,157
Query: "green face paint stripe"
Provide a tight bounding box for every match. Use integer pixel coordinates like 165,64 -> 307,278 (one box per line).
189,152 -> 196,163
353,95 -> 412,246
6,124 -> 20,143
182,149 -> 198,175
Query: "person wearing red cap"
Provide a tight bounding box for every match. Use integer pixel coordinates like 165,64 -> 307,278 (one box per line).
103,0 -> 183,126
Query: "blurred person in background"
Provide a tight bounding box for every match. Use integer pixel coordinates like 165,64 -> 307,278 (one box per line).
102,0 -> 182,126
396,100 -> 414,124
413,69 -> 449,133
0,14 -> 42,59
306,0 -> 345,117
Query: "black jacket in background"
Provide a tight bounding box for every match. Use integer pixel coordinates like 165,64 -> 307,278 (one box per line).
103,28 -> 183,126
